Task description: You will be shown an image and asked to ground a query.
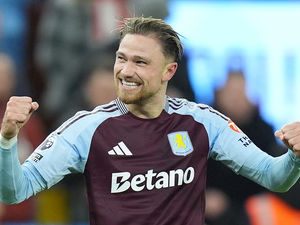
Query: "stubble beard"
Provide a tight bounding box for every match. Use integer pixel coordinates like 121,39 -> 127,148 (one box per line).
117,86 -> 158,105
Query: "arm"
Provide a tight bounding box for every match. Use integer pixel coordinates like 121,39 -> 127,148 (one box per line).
238,147 -> 300,192
0,136 -> 46,204
256,121 -> 300,192
0,96 -> 44,204
210,119 -> 300,193
1,97 -> 94,204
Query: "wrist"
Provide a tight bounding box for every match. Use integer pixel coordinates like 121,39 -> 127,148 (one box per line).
1,129 -> 17,140
294,151 -> 300,158
0,134 -> 17,149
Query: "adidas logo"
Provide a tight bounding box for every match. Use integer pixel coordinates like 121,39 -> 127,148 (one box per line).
108,142 -> 133,156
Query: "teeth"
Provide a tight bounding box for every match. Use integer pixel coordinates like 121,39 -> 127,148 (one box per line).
122,80 -> 139,87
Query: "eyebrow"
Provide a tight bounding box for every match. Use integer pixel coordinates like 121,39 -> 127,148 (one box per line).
116,51 -> 151,63
115,51 -> 124,56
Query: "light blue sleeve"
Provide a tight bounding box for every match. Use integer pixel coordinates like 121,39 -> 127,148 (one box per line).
204,108 -> 300,192
0,129 -> 87,204
24,130 -> 87,189
0,136 -> 46,204
0,109 -> 112,204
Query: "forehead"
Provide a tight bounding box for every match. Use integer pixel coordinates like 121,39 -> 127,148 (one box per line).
117,34 -> 165,59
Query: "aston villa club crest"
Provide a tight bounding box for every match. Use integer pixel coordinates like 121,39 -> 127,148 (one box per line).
168,131 -> 194,156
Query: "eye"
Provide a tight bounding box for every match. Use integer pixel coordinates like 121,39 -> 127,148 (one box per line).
117,55 -> 126,62
136,60 -> 146,65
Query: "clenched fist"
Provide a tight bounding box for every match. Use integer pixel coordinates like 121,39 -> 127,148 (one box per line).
275,122 -> 300,158
1,96 -> 39,140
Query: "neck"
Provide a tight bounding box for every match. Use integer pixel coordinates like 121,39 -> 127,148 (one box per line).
126,96 -> 166,119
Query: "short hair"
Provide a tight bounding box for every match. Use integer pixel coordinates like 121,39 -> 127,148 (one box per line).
119,17 -> 183,63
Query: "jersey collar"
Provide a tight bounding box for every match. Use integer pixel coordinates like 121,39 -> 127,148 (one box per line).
115,96 -> 169,115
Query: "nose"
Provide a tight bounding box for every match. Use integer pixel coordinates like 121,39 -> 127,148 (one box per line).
121,62 -> 135,77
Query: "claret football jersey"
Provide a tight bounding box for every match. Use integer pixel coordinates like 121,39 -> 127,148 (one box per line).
24,96 -> 262,225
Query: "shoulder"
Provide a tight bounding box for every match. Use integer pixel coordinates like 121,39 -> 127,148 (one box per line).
167,96 -> 229,124
167,97 -> 233,148
55,100 -> 121,140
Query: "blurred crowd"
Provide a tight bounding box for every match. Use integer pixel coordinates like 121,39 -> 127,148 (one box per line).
0,0 -> 299,225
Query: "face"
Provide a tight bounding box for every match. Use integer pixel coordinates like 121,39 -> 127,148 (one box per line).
114,34 -> 177,105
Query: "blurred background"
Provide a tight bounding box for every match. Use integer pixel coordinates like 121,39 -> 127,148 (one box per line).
0,0 -> 299,224
167,0 -> 300,132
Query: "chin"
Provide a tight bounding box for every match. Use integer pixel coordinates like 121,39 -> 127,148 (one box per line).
119,93 -> 156,105
117,88 -> 158,105
118,93 -> 142,104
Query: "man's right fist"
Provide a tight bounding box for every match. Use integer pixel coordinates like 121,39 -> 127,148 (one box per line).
1,96 -> 39,139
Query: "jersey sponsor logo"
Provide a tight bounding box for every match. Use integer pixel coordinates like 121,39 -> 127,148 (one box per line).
228,120 -> 243,133
168,131 -> 193,156
111,167 -> 195,193
38,134 -> 56,150
108,141 -> 133,156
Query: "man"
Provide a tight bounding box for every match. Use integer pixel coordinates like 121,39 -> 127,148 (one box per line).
0,17 -> 300,225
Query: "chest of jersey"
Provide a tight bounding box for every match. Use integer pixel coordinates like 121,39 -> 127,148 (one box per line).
84,111 -> 209,224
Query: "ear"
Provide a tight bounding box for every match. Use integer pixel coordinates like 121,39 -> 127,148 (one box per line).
162,62 -> 178,82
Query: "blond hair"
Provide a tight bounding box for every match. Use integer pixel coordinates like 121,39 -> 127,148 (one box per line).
119,17 -> 183,63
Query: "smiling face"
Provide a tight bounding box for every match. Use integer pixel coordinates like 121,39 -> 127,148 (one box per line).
114,34 -> 177,105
